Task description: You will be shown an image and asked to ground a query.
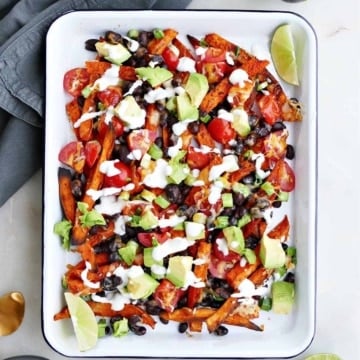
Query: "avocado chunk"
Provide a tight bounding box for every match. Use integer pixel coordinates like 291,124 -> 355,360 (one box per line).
139,208 -> 158,230
271,281 -> 295,314
95,41 -> 131,65
185,221 -> 205,241
185,73 -> 209,107
118,240 -> 139,266
223,226 -> 245,254
135,67 -> 173,87
127,272 -> 159,299
166,255 -> 193,288
114,95 -> 146,129
259,234 -> 286,269
231,108 -> 251,137
176,92 -> 199,121
167,150 -> 190,184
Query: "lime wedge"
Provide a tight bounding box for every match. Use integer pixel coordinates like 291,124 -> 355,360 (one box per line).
64,292 -> 98,352
305,354 -> 342,360
270,24 -> 299,86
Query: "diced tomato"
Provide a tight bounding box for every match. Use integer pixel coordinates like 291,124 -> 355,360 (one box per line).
153,279 -> 185,312
162,46 -> 179,71
267,159 -> 296,192
187,146 -> 211,170
267,215 -> 290,240
212,237 -> 241,262
208,255 -> 235,279
127,129 -> 157,156
98,115 -> 124,139
201,61 -> 229,83
202,47 -> 227,63
103,161 -> 131,188
258,94 -> 281,125
63,68 -> 90,97
96,86 -> 122,107
84,140 -> 101,168
58,141 -> 85,173
207,117 -> 236,145
137,232 -> 169,247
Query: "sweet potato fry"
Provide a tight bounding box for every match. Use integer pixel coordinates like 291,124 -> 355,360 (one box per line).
58,167 -> 76,223
82,125 -> 115,209
78,92 -> 96,141
119,65 -> 137,81
85,60 -> 111,82
188,321 -> 203,332
187,241 -> 211,308
147,28 -> 178,55
205,296 -> 238,333
267,215 -> 290,240
248,266 -> 273,286
173,38 -> 194,59
225,259 -> 261,289
229,160 -> 256,183
195,123 -> 216,148
186,34 -> 201,48
204,33 -> 237,52
199,77 -> 231,113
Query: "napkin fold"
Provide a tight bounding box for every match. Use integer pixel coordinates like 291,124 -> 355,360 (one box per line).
0,0 -> 191,207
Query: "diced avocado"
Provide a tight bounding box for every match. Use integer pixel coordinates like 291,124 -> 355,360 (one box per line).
176,92 -> 199,121
114,95 -> 146,129
95,41 -> 131,65
166,97 -> 177,112
192,212 -> 207,225
259,234 -> 286,269
223,226 -> 245,254
143,247 -> 163,268
154,195 -> 170,209
185,221 -> 205,241
166,255 -> 193,288
135,67 -> 173,87
118,240 -> 139,266
231,108 -> 251,137
138,208 -> 158,230
140,189 -> 156,202
127,272 -> 159,299
271,281 -> 295,314
167,150 -> 190,184
185,73 -> 209,107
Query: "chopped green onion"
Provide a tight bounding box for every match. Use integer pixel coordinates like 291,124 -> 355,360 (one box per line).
256,81 -> 268,91
221,193 -> 234,208
119,191 -> 130,201
140,189 -> 156,202
276,265 -> 287,277
97,319 -> 108,338
148,143 -> 163,160
261,181 -> 275,196
81,85 -> 92,98
259,296 -> 272,311
243,248 -> 257,264
277,191 -> 289,202
237,213 -> 251,228
234,46 -> 240,57
154,195 -> 170,209
232,182 -> 251,197
214,216 -> 229,229
127,29 -> 139,39
153,28 -> 165,39
286,246 -> 296,258
200,38 -> 208,47
112,318 -> 129,337
200,114 -> 211,123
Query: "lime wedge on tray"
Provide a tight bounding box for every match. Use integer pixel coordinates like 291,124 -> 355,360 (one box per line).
64,292 -> 98,352
305,354 -> 342,360
270,24 -> 299,86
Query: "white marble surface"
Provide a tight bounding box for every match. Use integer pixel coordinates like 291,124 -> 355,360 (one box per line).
1,0 -> 359,359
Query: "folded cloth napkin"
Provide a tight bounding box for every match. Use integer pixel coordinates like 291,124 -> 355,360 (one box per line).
0,0 -> 191,207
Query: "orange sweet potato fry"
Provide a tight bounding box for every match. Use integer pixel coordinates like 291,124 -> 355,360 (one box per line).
85,60 -> 112,82
267,215 -> 290,240
195,123 -> 216,148
205,296 -> 238,333
58,167 -> 76,223
147,28 -> 178,55
229,160 -> 256,183
173,37 -> 194,59
248,266 -> 273,286
204,33 -> 237,52
199,77 -> 231,113
225,258 -> 261,289
79,92 -> 96,141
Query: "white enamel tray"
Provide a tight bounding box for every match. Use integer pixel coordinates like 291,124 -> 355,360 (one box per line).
43,10 -> 317,358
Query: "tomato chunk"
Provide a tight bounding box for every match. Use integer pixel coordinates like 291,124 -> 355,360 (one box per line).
58,141 -> 85,173
63,68 -> 89,97
258,94 -> 281,125
267,159 -> 295,192
207,117 -> 236,145
84,140 -> 101,168
187,146 -> 211,170
103,161 -> 131,188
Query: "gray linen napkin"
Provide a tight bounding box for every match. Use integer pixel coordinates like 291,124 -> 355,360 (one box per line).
0,0 -> 191,207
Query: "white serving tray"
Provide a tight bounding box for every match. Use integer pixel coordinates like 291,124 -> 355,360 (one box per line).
43,10 -> 317,358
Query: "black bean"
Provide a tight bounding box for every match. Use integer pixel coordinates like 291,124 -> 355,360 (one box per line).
177,205 -> 197,219
215,287 -> 231,299
272,200 -> 282,208
131,325 -> 147,336
187,121 -> 200,135
281,242 -> 288,251
138,31 -> 150,46
245,235 -> 260,250
256,124 -> 270,137
159,316 -> 169,324
229,216 -> 238,226
77,96 -> 85,108
242,173 -> 256,185
220,207 -> 234,217
248,115 -> 259,128
244,133 -> 257,147
256,197 -> 271,210
145,300 -> 162,315
233,192 -> 246,206
271,121 -> 286,132
154,137 -> 164,149
155,102 -> 165,112
159,111 -> 169,126
214,325 -> 228,336
71,179 -> 83,199
105,31 -> 123,44
178,322 -> 188,333
128,315 -> 141,327
109,251 -> 121,263
233,141 -> 244,155
113,144 -> 131,164
286,144 -> 295,160
101,275 -> 122,291
84,38 -> 98,51
283,272 -> 295,283
165,184 -> 182,204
